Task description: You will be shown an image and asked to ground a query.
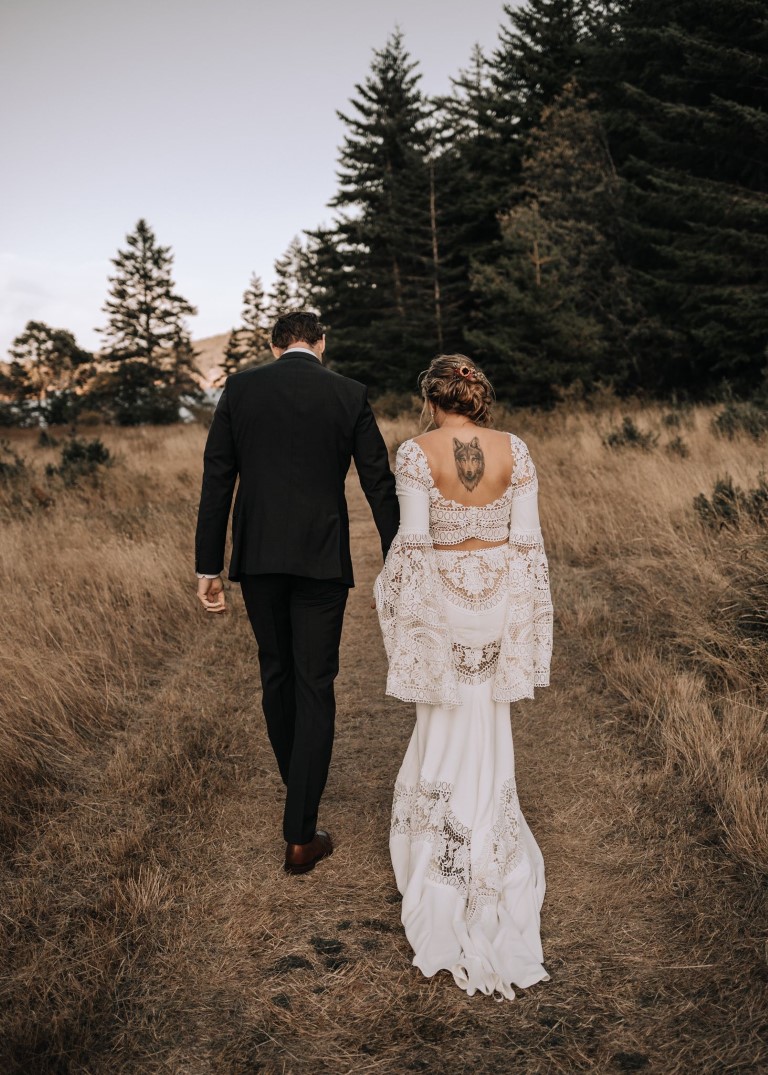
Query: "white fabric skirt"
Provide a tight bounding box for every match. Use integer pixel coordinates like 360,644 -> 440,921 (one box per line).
389,545 -> 549,1000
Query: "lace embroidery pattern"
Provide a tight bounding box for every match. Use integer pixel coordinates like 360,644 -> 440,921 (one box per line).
375,436 -> 554,706
452,639 -> 501,684
435,546 -> 508,611
391,778 -> 523,925
428,497 -> 511,545
374,534 -> 460,707
467,781 -> 523,924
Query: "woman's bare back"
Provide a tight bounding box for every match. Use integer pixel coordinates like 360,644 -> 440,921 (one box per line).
414,425 -> 514,550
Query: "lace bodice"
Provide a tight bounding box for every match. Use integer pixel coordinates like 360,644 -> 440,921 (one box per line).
394,435 -> 539,546
374,432 -> 553,707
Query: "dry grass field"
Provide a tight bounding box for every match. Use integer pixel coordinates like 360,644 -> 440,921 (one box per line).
0,399 -> 766,1074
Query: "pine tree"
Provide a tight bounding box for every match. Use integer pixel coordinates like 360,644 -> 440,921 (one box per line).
455,1 -> 595,384
220,329 -> 250,381
97,219 -> 201,424
493,0 -> 589,132
241,274 -> 271,353
265,238 -> 316,323
483,0 -> 591,210
7,321 -> 93,423
583,0 -> 768,393
469,85 -> 631,402
428,47 -> 507,354
312,31 -> 438,391
220,273 -> 272,381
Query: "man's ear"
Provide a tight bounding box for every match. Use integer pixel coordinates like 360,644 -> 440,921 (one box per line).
270,343 -> 281,359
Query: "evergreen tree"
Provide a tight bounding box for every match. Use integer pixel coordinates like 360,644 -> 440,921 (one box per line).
469,85 -> 633,402
311,31 -> 438,391
483,0 -> 591,209
6,321 -> 93,423
583,0 -> 768,393
454,1 -> 595,383
266,238 -> 316,323
220,273 -> 272,381
241,273 -> 271,353
97,219 -> 201,424
493,0 -> 590,133
428,47 -> 508,353
220,329 -> 250,380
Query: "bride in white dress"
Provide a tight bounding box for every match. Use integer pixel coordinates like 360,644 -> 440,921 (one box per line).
374,355 -> 553,1001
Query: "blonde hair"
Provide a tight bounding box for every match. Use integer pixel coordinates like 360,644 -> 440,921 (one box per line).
418,354 -> 494,427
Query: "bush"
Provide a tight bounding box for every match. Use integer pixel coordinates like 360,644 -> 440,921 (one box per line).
0,440 -> 26,480
693,473 -> 768,529
712,401 -> 768,440
665,435 -> 690,458
45,437 -> 112,486
602,416 -> 658,451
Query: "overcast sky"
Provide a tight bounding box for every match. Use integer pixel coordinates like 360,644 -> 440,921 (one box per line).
0,0 -> 516,355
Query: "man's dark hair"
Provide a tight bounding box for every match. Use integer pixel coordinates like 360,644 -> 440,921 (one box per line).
271,311 -> 324,349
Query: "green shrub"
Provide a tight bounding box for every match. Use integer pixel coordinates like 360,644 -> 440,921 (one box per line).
712,401 -> 768,440
45,437 -> 112,486
665,435 -> 690,458
694,473 -> 768,529
0,440 -> 26,480
602,416 -> 658,451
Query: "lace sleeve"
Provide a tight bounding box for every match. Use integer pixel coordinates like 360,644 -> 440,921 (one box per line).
373,440 -> 460,706
393,439 -> 432,547
494,436 -> 553,698
395,438 -> 430,493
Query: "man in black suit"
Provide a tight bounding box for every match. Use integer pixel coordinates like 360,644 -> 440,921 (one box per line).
194,311 -> 398,874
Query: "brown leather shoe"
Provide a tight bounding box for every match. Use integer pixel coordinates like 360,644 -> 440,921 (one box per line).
284,830 -> 334,875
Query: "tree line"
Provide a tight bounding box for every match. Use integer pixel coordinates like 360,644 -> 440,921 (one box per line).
278,0 -> 768,403
2,0 -> 766,423
0,220 -> 277,426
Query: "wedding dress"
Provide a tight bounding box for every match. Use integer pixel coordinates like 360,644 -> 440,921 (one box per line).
374,434 -> 553,1000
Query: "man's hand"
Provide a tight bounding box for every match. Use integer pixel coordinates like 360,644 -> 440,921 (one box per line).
197,575 -> 226,614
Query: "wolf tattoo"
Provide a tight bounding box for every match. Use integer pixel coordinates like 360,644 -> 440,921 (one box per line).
453,437 -> 485,492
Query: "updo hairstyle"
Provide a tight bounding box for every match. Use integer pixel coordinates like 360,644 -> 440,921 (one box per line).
419,354 -> 494,428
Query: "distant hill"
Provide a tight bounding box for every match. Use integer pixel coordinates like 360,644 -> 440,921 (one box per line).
192,332 -> 231,388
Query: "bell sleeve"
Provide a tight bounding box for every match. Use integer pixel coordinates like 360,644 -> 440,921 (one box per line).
373,440 -> 460,707
494,437 -> 554,701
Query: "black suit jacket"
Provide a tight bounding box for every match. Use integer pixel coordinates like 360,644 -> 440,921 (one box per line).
194,351 -> 399,586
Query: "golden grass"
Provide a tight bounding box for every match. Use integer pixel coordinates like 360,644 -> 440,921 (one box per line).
0,404 -> 766,1073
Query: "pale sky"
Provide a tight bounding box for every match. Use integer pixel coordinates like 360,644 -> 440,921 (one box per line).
0,0 -> 515,356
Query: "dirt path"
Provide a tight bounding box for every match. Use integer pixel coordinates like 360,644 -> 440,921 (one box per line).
3,479 -> 764,1074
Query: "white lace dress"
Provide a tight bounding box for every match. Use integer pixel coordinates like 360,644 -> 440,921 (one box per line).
374,435 -> 553,1000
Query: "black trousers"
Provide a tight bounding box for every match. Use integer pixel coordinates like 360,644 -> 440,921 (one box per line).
239,573 -> 349,845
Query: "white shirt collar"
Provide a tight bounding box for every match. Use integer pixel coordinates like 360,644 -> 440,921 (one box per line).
283,346 -> 320,360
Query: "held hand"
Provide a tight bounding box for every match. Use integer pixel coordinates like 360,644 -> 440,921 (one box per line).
197,575 -> 226,614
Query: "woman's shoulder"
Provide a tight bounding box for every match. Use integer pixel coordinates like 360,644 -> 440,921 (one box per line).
396,435 -> 422,457
506,430 -> 531,455
395,437 -> 430,487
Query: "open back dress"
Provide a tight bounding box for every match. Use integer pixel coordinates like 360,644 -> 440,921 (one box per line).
374,433 -> 553,1000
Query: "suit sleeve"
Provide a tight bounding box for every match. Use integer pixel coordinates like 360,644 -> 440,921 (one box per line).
352,389 -> 399,559
194,381 -> 239,575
